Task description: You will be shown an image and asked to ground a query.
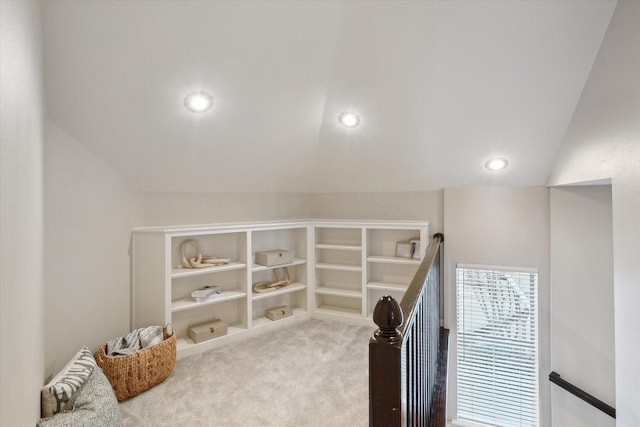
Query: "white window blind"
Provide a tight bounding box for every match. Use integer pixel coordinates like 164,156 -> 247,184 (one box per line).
456,264 -> 539,427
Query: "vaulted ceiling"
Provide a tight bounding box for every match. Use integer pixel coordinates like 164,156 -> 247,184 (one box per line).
42,0 -> 616,193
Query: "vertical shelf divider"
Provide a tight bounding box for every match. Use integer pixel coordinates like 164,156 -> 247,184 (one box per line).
163,234 -> 172,325
361,227 -> 368,318
245,230 -> 253,329
307,226 -> 315,317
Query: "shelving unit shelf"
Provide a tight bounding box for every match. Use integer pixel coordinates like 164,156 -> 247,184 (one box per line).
171,262 -> 246,278
366,282 -> 409,292
314,306 -> 362,318
315,262 -> 362,272
251,282 -> 306,301
315,243 -> 362,251
315,286 -> 362,298
251,258 -> 306,272
132,219 -> 428,357
171,290 -> 247,313
366,256 -> 421,265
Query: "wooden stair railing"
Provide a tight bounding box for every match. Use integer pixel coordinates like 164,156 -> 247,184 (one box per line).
549,371 -> 616,418
369,233 -> 448,427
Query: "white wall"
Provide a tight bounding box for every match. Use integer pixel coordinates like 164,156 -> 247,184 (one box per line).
309,191 -> 443,234
44,120 -> 144,376
144,191 -> 444,235
609,181 -> 640,425
549,1 -> 640,424
144,192 -> 310,226
0,1 -> 45,425
550,186 -> 615,427
443,186 -> 551,426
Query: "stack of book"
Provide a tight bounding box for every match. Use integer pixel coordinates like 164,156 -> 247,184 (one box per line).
191,285 -> 223,303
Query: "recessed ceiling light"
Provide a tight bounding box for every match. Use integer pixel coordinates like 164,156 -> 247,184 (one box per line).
184,91 -> 213,113
338,112 -> 360,128
485,157 -> 509,171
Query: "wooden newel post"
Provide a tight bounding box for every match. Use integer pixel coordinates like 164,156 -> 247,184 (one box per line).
370,295 -> 404,427
372,295 -> 404,342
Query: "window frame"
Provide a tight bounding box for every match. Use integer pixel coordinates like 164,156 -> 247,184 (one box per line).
454,263 -> 540,427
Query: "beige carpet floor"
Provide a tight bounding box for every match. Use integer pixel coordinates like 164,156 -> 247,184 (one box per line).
119,319 -> 374,427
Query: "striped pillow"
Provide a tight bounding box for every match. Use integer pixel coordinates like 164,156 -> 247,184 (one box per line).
41,346 -> 96,418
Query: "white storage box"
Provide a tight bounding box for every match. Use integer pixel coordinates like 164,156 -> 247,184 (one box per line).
255,249 -> 293,266
187,319 -> 228,343
266,305 -> 293,321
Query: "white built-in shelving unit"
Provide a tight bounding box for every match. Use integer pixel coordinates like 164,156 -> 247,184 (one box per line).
312,221 -> 428,322
132,220 -> 428,358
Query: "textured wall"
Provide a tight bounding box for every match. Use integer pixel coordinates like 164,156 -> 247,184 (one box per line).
548,1 -> 640,423
550,186 -> 615,427
443,186 -> 551,426
0,1 -> 45,424
44,120 -> 144,376
144,192 -> 310,226
143,191 -> 443,234
309,191 -> 443,234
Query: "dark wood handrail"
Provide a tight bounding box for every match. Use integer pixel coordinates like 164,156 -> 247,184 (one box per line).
398,233 -> 443,338
549,371 -> 616,418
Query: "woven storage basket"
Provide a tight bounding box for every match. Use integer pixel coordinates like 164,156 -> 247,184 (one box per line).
94,326 -> 176,401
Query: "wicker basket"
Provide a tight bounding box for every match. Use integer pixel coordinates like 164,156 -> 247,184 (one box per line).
94,326 -> 176,401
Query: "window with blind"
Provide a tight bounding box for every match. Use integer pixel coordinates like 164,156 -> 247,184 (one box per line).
456,264 -> 539,427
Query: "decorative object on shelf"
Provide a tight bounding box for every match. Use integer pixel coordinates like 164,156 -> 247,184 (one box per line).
94,325 -> 176,401
410,238 -> 421,260
187,319 -> 228,343
252,267 -> 291,293
255,249 -> 294,266
395,237 -> 420,259
191,285 -> 222,302
179,239 -> 230,269
266,305 -> 293,321
395,242 -> 412,258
